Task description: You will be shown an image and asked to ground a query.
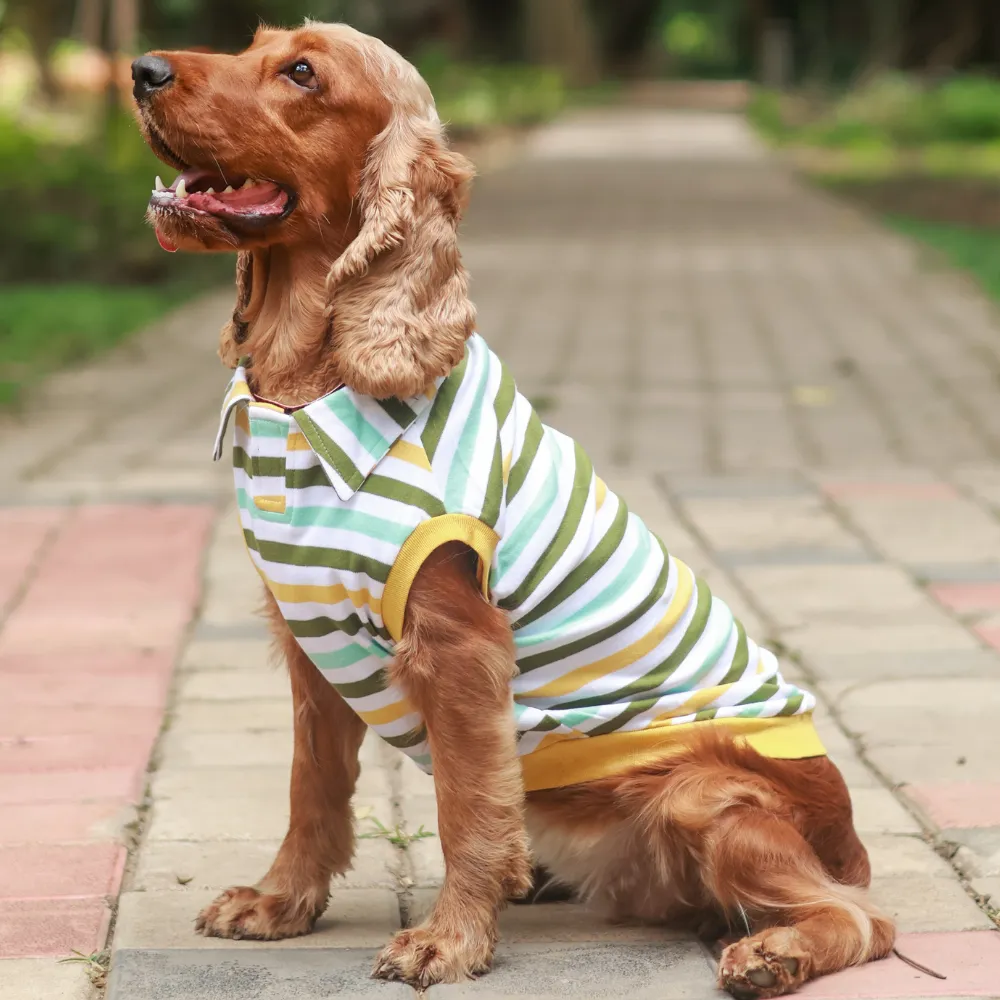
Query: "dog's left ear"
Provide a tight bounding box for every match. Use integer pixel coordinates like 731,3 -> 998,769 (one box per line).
324,112 -> 476,399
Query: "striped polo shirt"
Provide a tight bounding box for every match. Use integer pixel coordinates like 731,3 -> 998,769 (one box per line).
215,334 -> 823,791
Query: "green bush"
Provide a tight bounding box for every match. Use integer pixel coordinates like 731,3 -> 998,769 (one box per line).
931,77 -> 1000,142
416,48 -> 565,133
0,111 -> 227,285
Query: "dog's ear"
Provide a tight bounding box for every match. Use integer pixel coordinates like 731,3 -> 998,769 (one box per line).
218,250 -> 253,368
324,113 -> 476,399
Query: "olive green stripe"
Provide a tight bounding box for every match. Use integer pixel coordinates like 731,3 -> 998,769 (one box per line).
508,499 -> 631,628
330,669 -> 390,699
778,692 -> 804,716
480,438 -> 504,529
493,362 -> 517,431
381,727 -> 428,751
361,474 -> 446,517
234,447 -> 285,479
505,410 -> 543,502
421,351 -> 469,461
501,441 -> 591,613
375,397 -> 418,427
287,465 -> 334,490
718,620 -> 749,686
286,613 -> 391,644
564,579 -> 712,721
244,530 -> 392,583
294,412 -> 364,492
516,537 -> 669,673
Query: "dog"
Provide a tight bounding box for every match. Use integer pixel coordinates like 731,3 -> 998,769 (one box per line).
132,23 -> 895,997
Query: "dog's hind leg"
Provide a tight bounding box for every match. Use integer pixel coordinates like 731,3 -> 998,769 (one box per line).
372,542 -> 532,987
195,590 -> 367,940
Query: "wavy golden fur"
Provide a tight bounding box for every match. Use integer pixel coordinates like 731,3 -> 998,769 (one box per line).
134,23 -> 893,997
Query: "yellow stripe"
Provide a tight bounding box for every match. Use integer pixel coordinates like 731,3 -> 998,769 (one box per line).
519,714 -> 826,792
234,407 -> 250,435
387,439 -> 432,471
287,431 -> 312,451
518,560 -> 695,700
595,477 -> 608,511
652,684 -> 728,722
382,514 -> 500,641
502,450 -> 513,484
358,700 -> 413,726
253,495 -> 286,514
266,579 -> 382,615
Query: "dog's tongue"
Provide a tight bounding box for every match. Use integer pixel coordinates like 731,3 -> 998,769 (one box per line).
156,229 -> 178,253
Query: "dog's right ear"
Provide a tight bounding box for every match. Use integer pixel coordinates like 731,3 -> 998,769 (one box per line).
218,251 -> 253,368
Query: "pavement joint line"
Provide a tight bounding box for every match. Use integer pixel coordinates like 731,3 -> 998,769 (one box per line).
653,472 -> 1000,932
0,507 -> 66,627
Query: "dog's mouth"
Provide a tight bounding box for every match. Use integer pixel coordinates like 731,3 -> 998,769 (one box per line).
144,126 -> 295,251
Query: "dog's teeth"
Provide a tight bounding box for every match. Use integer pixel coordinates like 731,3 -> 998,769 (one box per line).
241,178 -> 255,189
175,178 -> 188,199
205,187 -> 215,195
154,176 -> 165,191
223,185 -> 234,193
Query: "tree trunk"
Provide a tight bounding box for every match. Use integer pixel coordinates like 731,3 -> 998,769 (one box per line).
73,0 -> 104,48
524,0 -> 601,87
800,0 -> 832,91
110,0 -> 138,54
858,0 -> 910,84
925,0 -> 982,76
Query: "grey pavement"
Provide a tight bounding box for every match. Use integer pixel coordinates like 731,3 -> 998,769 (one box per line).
5,106 -> 1000,999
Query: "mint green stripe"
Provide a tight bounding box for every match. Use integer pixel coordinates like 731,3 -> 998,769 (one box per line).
293,412 -> 364,492
422,350 -> 469,461
445,344 -> 491,509
249,417 -> 289,438
495,443 -> 560,578
237,491 -> 412,543
312,645 -> 371,670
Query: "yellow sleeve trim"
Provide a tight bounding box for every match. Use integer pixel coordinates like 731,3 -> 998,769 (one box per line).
382,514 -> 500,642
519,713 -> 826,792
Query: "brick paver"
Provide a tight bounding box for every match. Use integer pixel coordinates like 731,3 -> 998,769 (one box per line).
4,106 -> 1000,997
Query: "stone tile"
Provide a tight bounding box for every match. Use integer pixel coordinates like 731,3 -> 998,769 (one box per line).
151,763 -> 388,800
176,667 -> 289,701
106,948 -> 414,999
869,875 -> 995,932
821,481 -> 960,500
929,583 -> 1000,614
0,897 -> 111,958
155,729 -> 293,769
802,649 -> 1000,682
796,930 -> 1000,998
666,473 -> 812,498
971,876 -> 1000,908
947,829 -> 1000,878
0,957 -> 94,1000
112,888 -> 400,951
426,941 -> 715,998
0,843 -> 125,898
906,784 -> 1000,830
408,835 -> 445,888
867,742 -> 1000,785
860,834 -> 957,878
0,766 -> 142,805
178,639 -> 272,673
167,699 -> 293,734
0,801 -> 137,844
915,563 -> 1000,583
717,547 -> 874,567
849,789 -> 922,836
134,836 -> 400,892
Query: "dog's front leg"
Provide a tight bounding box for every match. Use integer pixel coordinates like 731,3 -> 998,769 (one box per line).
196,590 -> 367,940
373,542 -> 532,987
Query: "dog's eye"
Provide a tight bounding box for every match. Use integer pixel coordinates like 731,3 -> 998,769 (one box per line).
285,60 -> 316,89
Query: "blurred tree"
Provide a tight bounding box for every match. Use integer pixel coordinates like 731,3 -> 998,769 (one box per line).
524,0 -> 600,85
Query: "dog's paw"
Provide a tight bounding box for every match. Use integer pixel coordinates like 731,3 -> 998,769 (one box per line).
719,929 -> 808,999
372,926 -> 495,988
195,886 -> 325,941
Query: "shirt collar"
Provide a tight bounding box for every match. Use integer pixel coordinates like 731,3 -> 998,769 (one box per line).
213,364 -> 438,502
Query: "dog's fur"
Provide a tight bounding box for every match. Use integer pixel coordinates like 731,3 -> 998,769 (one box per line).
135,23 -> 895,997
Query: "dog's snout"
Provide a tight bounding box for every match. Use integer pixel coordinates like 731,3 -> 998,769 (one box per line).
132,54 -> 174,101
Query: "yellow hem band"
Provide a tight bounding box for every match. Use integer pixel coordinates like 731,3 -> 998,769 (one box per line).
519,713 -> 826,792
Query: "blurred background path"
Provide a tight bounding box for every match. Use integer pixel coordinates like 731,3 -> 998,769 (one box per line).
3,104 -> 1000,999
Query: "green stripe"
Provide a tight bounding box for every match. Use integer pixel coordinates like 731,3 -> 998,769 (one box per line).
287,612 -> 390,643
515,537 -> 669,673
294,412 -> 364,492
718,620 -> 749,686
501,441 -> 592,612
493,362 -> 517,431
287,464 -> 337,490
360,474 -> 446,517
249,417 -> 290,438
495,448 -> 560,579
312,645 -> 372,670
375,397 -> 418,427
328,668 -> 392,699
421,350 -> 468,461
778,692 -> 804,716
234,447 -> 285,479
446,346 -> 492,509
382,726 -> 428,751
510,500 -> 630,628
740,682 -> 780,706
480,439 -> 504,528
560,579 -> 712,719
244,530 -> 392,583
505,410 -> 543,502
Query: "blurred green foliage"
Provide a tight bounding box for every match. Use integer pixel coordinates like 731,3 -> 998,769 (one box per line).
416,46 -> 565,133
748,75 -> 1000,150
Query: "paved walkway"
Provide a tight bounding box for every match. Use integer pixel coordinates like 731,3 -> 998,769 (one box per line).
2,108 -> 999,999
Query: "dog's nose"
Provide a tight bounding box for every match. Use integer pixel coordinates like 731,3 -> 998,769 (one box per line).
131,54 -> 174,101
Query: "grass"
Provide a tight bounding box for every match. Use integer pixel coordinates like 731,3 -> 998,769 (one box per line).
0,282 -> 181,407
885,216 -> 1000,303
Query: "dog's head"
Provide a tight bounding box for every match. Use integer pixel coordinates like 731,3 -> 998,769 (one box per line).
132,22 -> 475,398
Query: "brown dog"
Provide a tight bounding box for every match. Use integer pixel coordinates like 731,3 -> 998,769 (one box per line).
132,23 -> 894,997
